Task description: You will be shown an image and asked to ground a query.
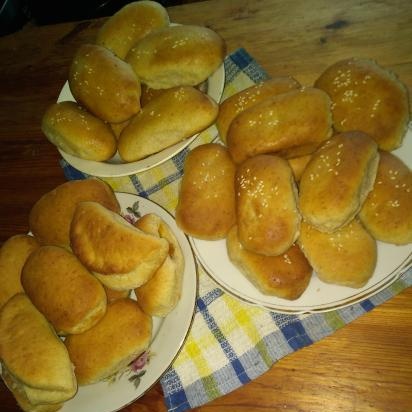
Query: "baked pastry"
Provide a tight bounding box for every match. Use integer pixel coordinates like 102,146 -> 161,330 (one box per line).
175,143 -> 236,240
96,1 -> 169,59
217,76 -> 301,143
69,44 -> 141,123
0,234 -> 39,309
235,154 -> 301,256
0,294 -> 77,407
64,298 -> 152,385
21,246 -> 107,335
227,87 -> 333,163
70,201 -> 169,290
126,24 -> 226,89
29,178 -> 120,248
103,285 -> 130,304
299,219 -> 377,288
42,101 -> 117,161
287,154 -> 312,183
359,151 -> 412,244
118,86 -> 218,162
315,58 -> 410,151
299,131 -> 379,232
134,213 -> 184,317
227,226 -> 312,300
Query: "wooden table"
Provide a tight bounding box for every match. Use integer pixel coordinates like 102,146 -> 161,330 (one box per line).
0,1 -> 411,411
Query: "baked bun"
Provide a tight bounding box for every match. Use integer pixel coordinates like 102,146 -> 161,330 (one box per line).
126,24 -> 226,89
134,213 -> 184,317
21,246 -> 107,335
0,294 -> 77,406
0,234 -> 39,309
315,58 -> 410,151
96,1 -> 169,59
70,201 -> 169,290
64,298 -> 152,385
227,87 -> 333,163
287,154 -> 312,183
359,151 -> 412,244
299,219 -> 377,288
176,143 -> 236,240
29,178 -> 120,248
227,226 -> 312,300
103,285 -> 130,304
42,101 -> 117,161
118,86 -> 218,162
217,77 -> 301,143
235,154 -> 300,256
140,84 -> 168,107
299,131 -> 379,232
69,44 -> 141,123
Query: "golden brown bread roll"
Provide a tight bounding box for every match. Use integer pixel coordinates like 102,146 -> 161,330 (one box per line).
41,101 -> 117,161
0,234 -> 39,309
235,154 -> 301,256
227,226 -> 312,300
359,151 -> 412,245
96,1 -> 170,59
176,143 -> 236,240
110,118 -> 131,139
29,178 -> 120,248
70,201 -> 169,290
299,219 -> 377,288
69,44 -> 141,123
287,154 -> 312,183
140,83 -> 169,107
217,76 -> 301,143
64,298 -> 152,385
103,285 -> 130,304
227,87 -> 333,163
0,294 -> 77,406
118,86 -> 219,162
134,213 -> 184,317
21,246 -> 107,335
126,24 -> 226,89
299,131 -> 379,232
314,58 -> 410,151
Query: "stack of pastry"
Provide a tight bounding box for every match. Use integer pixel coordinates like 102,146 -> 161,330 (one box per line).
0,177 -> 185,411
41,0 -> 226,163
176,57 -> 411,298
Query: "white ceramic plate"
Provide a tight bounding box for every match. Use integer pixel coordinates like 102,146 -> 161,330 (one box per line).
190,127 -> 412,314
61,192 -> 197,411
57,63 -> 225,177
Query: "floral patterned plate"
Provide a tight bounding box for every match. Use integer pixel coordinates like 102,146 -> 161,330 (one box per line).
61,192 -> 197,411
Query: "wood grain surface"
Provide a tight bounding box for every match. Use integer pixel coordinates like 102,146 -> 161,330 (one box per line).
0,1 -> 411,411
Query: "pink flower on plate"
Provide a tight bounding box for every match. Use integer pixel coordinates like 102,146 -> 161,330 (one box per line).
130,351 -> 149,372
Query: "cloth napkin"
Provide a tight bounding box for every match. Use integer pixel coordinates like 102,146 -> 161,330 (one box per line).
61,48 -> 412,412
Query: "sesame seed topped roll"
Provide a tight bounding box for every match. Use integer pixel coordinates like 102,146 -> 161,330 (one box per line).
315,58 -> 410,151
299,131 -> 379,233
176,143 -> 236,240
235,155 -> 301,256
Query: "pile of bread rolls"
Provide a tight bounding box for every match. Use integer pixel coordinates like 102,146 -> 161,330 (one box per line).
0,178 -> 185,412
176,58 -> 411,300
41,0 -> 226,163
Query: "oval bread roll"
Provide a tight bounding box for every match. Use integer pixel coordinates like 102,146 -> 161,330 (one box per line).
96,1 -> 170,59
236,154 -> 301,256
227,226 -> 312,300
0,235 -> 40,309
227,87 -> 333,164
29,178 -> 120,248
134,213 -> 184,317
42,101 -> 117,161
217,76 -> 301,143
359,151 -> 412,245
21,246 -> 107,335
64,298 -> 152,385
176,143 -> 236,240
118,86 -> 218,162
299,131 -> 379,232
299,219 -> 377,288
69,44 -> 141,123
70,202 -> 169,290
126,24 -> 226,89
315,58 -> 410,151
